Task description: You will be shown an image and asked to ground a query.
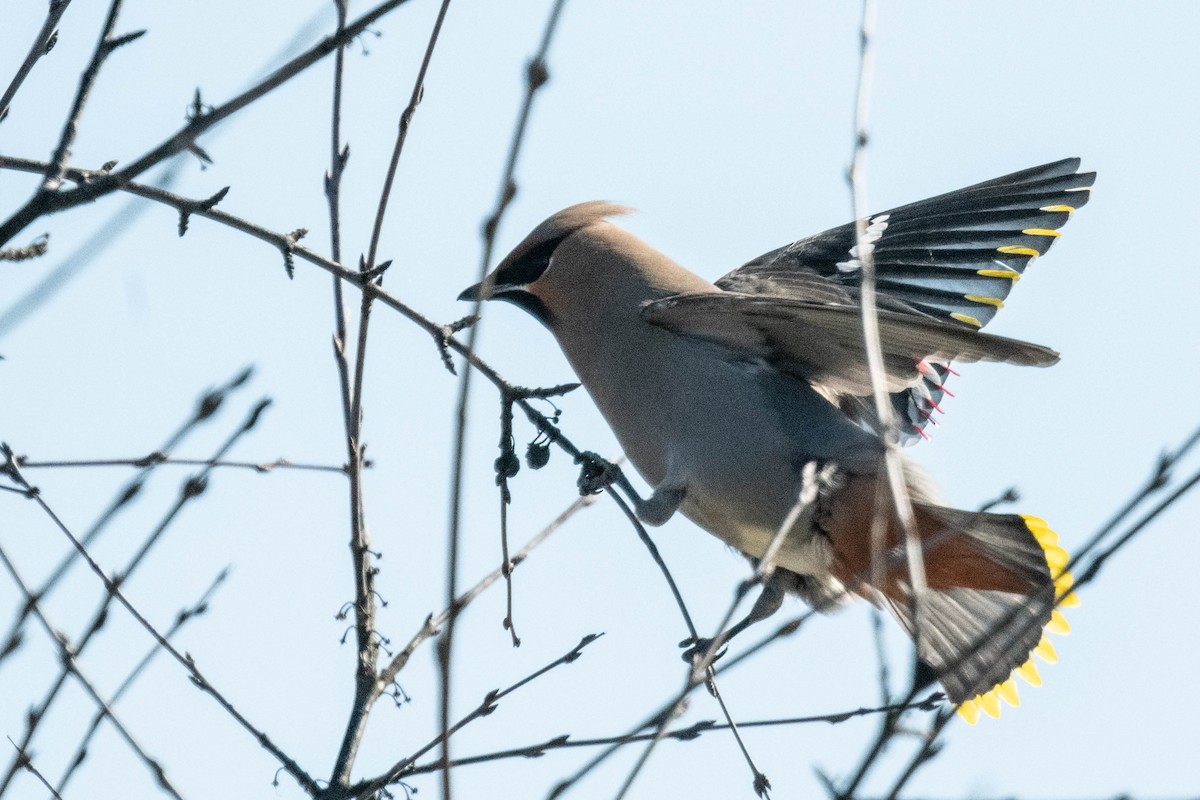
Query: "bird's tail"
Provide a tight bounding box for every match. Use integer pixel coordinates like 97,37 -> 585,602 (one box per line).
825,478 -> 1078,722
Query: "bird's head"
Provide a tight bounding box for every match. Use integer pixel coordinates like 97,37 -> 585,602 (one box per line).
458,201 -> 633,326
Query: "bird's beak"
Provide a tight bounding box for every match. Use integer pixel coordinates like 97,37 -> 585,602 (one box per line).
457,282 -> 483,302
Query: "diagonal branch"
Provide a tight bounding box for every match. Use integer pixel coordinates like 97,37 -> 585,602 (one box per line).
0,0 -> 421,248
0,0 -> 75,121
0,366 -> 251,671
0,543 -> 185,800
52,569 -> 230,797
0,155 -> 601,497
379,493 -> 597,691
0,0 -> 143,244
351,634 -> 604,799
0,432 -> 319,795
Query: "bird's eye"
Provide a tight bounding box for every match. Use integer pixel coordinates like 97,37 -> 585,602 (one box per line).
495,234 -> 566,288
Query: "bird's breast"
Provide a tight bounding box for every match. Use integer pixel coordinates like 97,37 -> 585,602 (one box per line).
559,316 -> 871,573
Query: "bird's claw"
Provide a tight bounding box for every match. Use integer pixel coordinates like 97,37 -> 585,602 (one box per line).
678,636 -> 728,664
576,451 -> 622,496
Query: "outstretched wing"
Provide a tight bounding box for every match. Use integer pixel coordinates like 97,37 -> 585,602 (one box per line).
713,158 -> 1093,440
642,292 -> 1058,397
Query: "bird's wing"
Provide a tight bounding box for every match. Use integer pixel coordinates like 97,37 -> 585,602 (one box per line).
719,158 -> 1093,328
641,293 -> 1059,435
708,157 -> 1092,440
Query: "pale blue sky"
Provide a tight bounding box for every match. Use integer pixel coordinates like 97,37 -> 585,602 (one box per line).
2,2 -> 1198,798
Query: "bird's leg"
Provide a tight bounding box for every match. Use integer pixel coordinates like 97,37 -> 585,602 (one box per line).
679,570 -> 789,661
575,451 -> 686,526
634,482 -> 686,526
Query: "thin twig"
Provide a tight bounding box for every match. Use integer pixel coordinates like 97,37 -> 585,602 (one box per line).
0,439 -> 319,795
610,467 -> 823,800
0,0 -> 421,248
378,493 -> 597,690
841,6 -> 931,792
0,0 -> 74,121
496,397 -> 522,645
0,544 -> 185,800
845,0 -> 925,632
16,455 -> 348,473
5,738 -> 62,800
363,0 -> 452,272
605,489 -> 698,642
320,0 -> 380,787
406,696 -> 940,778
325,0 -> 353,435
0,367 -> 251,669
870,607 -> 892,705
40,0 -> 136,192
703,686 -> 770,799
441,4 -> 568,798
350,634 -> 604,799
0,157 -> 604,517
53,569 -> 230,797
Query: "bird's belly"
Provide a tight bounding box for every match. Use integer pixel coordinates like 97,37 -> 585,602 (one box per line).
585,348 -> 846,576
676,455 -> 836,577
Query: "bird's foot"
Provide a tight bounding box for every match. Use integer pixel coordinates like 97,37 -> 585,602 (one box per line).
678,635 -> 728,664
575,451 -> 623,496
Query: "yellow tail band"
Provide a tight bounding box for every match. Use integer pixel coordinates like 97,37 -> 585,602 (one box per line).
956,515 -> 1076,724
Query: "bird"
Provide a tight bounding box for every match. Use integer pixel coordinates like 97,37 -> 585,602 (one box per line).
459,158 -> 1091,723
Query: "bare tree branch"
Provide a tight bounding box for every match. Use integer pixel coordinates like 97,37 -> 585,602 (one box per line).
0,433 -> 320,796
15,454 -> 349,473
441,4 -> 569,798
379,493 -> 597,690
5,737 -> 62,800
0,543 -> 185,800
0,367 -> 252,670
52,569 -> 230,797
0,0 -> 74,121
0,0 -> 421,248
404,695 -> 941,779
352,634 -> 604,799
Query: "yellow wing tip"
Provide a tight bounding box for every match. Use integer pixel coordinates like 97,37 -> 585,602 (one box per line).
964,294 -> 1005,308
997,245 -> 1041,257
976,268 -> 1021,281
950,312 -> 982,327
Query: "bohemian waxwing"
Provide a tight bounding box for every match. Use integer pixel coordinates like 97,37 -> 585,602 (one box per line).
460,158 -> 1091,723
